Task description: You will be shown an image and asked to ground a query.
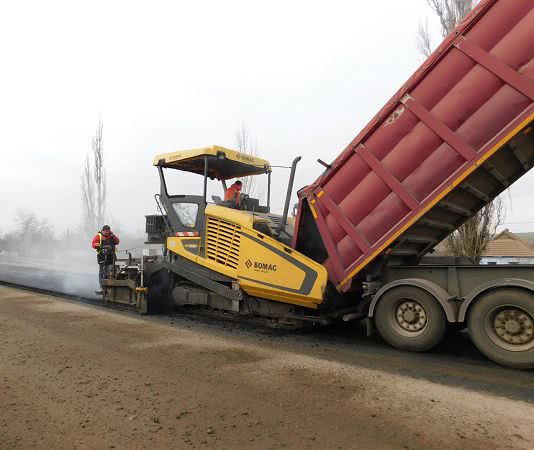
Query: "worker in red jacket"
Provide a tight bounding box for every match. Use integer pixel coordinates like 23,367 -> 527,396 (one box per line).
91,225 -> 120,282
224,180 -> 242,208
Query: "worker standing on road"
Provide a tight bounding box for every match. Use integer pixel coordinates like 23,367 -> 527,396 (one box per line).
91,225 -> 120,282
224,180 -> 242,208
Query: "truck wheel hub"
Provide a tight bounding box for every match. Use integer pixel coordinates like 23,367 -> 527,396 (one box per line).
488,307 -> 534,350
396,301 -> 427,332
503,319 -> 520,335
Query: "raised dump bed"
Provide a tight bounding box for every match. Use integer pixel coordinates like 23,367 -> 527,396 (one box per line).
294,0 -> 534,291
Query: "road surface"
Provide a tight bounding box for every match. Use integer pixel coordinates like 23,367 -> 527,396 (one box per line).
1,286 -> 533,449
0,260 -> 99,299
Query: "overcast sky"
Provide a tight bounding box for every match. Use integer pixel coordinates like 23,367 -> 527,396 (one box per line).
1,0 -> 533,237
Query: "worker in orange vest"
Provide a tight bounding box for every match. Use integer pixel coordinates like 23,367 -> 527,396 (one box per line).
224,180 -> 242,208
91,225 -> 120,282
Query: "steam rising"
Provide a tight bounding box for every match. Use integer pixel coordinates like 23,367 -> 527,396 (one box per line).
0,218 -> 147,299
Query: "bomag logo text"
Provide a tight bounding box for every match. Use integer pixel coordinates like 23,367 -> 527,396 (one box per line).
254,262 -> 277,271
245,259 -> 277,272
246,260 -> 277,272
236,152 -> 255,163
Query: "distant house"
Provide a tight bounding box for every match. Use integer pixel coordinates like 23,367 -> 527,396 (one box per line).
481,229 -> 534,265
515,232 -> 534,249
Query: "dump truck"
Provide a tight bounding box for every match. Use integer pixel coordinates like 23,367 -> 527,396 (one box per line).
102,0 -> 534,368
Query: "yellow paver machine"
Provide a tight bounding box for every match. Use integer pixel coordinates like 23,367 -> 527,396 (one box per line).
103,146 -> 328,321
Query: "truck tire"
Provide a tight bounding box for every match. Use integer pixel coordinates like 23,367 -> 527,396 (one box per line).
375,286 -> 447,352
467,288 -> 534,369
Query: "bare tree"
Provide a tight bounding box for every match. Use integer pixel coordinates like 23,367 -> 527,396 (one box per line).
81,155 -> 96,232
81,119 -> 107,234
16,209 -> 52,238
92,120 -> 106,226
444,198 -> 504,263
416,19 -> 433,58
234,122 -> 260,199
15,209 -> 53,253
428,0 -> 477,37
416,0 -> 504,261
416,0 -> 478,57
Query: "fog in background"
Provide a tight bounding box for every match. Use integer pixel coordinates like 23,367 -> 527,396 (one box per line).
1,0 -> 534,244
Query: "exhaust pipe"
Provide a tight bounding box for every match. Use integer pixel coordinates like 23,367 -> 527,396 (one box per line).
275,156 -> 301,237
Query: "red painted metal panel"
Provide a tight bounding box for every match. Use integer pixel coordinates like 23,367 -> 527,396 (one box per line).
311,199 -> 346,282
357,144 -> 420,210
294,0 -> 534,289
454,38 -> 534,100
317,192 -> 371,254
401,95 -> 477,161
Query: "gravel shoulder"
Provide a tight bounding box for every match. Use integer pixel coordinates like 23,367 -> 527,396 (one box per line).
1,286 -> 533,449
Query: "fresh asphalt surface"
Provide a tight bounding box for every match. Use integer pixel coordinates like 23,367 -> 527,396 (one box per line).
1,263 -> 533,405
0,262 -> 100,300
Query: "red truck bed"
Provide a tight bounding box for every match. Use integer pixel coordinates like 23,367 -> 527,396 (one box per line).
293,0 -> 534,291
